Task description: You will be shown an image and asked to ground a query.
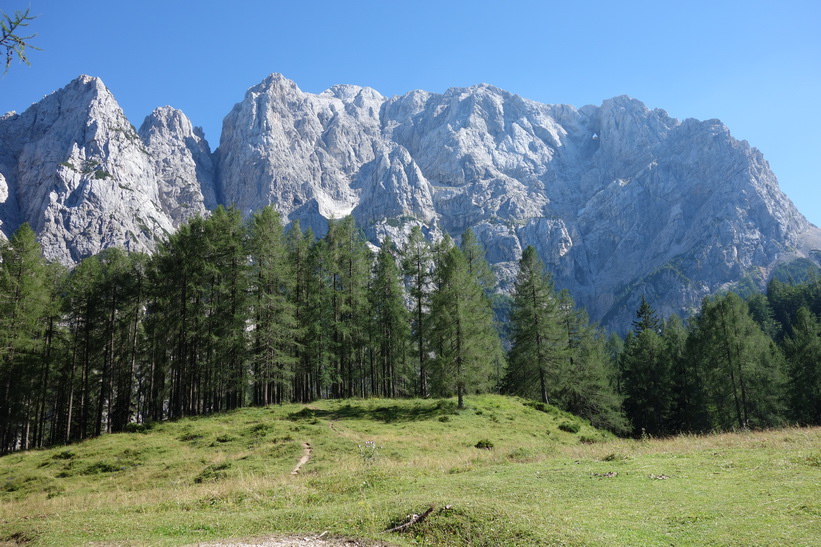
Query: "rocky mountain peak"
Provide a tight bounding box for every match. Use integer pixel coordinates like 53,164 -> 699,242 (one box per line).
2,74 -> 819,331
139,106 -> 215,219
0,77 -> 211,264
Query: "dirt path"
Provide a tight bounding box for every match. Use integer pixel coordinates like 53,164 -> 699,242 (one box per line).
290,442 -> 312,475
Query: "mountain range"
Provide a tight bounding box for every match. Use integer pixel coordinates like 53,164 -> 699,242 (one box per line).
1,74 -> 819,331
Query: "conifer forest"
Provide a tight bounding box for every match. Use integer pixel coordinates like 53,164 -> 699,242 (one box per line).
1,207 -> 820,454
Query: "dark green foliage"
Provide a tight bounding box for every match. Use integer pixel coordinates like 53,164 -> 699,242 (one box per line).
506,248 -> 626,433
558,421 -> 580,434
0,224 -> 56,453
6,211 -> 821,454
369,239 -> 411,397
619,329 -> 671,436
505,246 -> 565,405
474,439 -> 494,449
429,243 -> 502,409
248,207 -> 298,405
690,293 -> 785,430
324,217 -> 372,398
666,314 -> 710,433
401,226 -> 433,397
782,307 -> 821,425
632,295 -> 661,334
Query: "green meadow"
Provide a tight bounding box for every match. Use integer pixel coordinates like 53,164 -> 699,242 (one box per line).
1,395 -> 819,546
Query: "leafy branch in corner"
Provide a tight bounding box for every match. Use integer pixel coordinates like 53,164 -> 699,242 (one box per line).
1,8 -> 39,75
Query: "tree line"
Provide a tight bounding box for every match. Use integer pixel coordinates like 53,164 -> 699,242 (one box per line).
1,208 -> 819,453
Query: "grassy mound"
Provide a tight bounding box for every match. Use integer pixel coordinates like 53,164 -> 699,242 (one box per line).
0,395 -> 819,545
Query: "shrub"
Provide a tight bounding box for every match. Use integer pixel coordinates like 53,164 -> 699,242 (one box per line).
558,421 -> 580,434
124,421 -> 153,434
194,462 -> 231,483
475,439 -> 494,450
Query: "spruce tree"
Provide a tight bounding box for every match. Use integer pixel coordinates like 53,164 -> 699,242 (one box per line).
665,314 -> 710,433
555,302 -> 628,434
782,307 -> 821,425
632,295 -> 661,333
619,297 -> 674,435
287,221 -> 320,401
619,327 -> 670,436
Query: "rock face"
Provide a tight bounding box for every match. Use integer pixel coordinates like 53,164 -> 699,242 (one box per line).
2,74 -> 820,331
215,74 -> 436,240
138,106 -> 214,221
0,76 -> 209,263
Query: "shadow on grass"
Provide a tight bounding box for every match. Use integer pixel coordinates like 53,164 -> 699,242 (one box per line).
288,400 -> 458,423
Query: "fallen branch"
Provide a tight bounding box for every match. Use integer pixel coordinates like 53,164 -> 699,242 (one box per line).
387,505 -> 435,533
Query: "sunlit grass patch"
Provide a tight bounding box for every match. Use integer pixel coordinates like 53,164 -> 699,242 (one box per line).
1,396 -> 819,546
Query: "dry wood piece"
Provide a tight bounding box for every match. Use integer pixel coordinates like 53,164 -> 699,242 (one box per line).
386,506 -> 435,533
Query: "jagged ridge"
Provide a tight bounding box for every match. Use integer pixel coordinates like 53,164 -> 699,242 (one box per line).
1,74 -> 819,330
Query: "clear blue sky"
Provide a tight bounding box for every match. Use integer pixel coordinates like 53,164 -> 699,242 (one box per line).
3,0 -> 820,226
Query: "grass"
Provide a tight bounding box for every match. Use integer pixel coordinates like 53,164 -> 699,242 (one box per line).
0,395 -> 819,545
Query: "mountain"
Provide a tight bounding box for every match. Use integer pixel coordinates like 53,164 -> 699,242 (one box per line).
2,74 -> 819,330
0,76 -> 210,263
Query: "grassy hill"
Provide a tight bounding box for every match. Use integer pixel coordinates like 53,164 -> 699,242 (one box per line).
1,395 -> 819,546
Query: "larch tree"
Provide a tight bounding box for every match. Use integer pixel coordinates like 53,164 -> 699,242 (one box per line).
504,246 -> 565,405
691,292 -> 786,430
401,226 -> 433,397
248,206 -> 298,405
0,224 -> 52,453
429,244 -> 500,409
369,238 -> 410,397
